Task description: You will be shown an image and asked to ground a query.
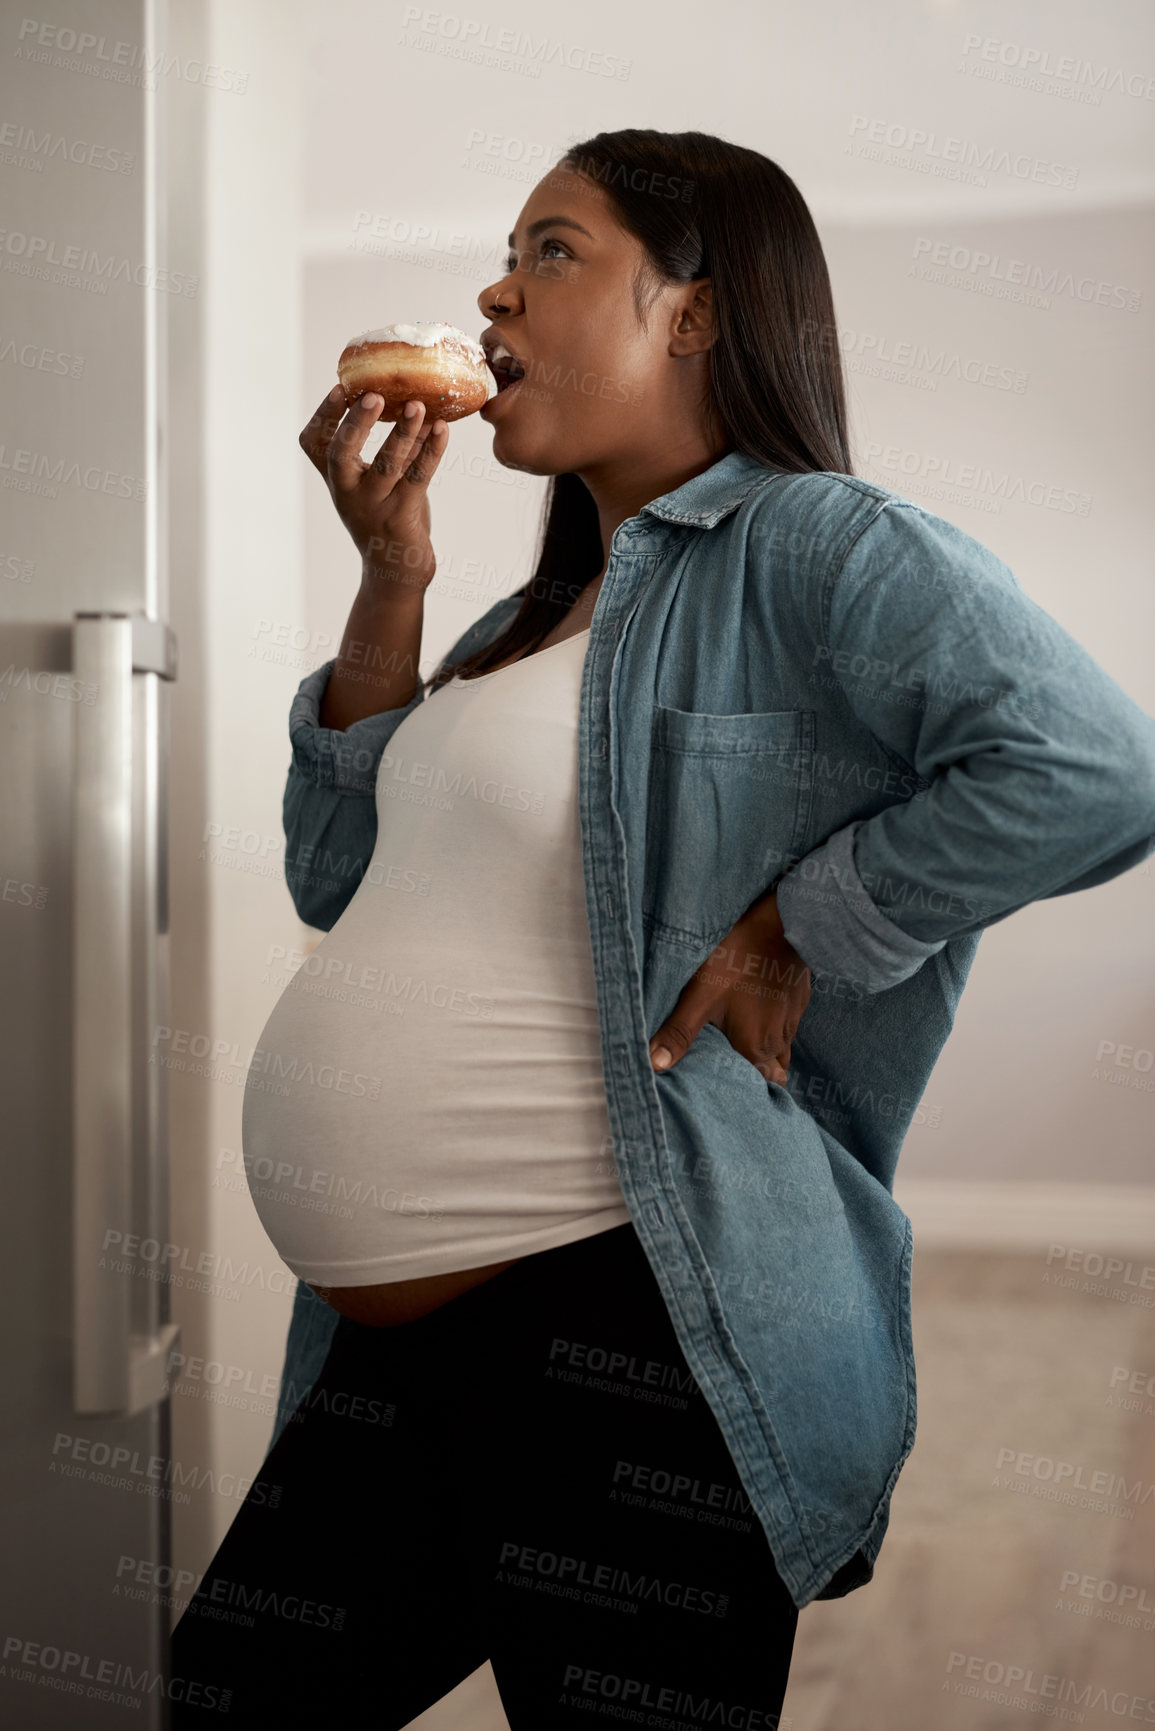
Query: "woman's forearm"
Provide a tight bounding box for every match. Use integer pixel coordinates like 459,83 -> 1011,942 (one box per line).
318,572 -> 426,732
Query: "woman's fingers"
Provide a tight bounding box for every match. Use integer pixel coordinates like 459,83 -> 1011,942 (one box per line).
741,991 -> 802,1086
398,416 -> 449,492
300,389 -> 449,505
364,402 -> 449,503
298,385 -> 349,477
325,391 -> 396,495
369,401 -> 430,484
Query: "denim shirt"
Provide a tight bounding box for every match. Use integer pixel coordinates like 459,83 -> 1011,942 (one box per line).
267,449 -> 1155,1608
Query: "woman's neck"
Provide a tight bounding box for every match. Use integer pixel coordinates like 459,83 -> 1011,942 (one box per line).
580,428 -> 732,569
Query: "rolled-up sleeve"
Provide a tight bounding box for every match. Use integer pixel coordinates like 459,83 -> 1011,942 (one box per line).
282,660 -> 426,930
288,659 -> 427,796
775,499 -> 1155,993
281,593 -> 525,930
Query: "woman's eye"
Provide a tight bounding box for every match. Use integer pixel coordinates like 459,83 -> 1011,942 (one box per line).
502,238 -> 569,274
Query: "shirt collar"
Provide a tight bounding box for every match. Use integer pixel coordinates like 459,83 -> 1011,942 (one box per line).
639,449 -> 783,529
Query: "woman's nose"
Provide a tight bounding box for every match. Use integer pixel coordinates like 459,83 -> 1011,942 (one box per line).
478,279 -> 517,319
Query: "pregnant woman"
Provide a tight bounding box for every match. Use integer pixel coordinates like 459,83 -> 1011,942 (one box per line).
172,129 -> 1155,1727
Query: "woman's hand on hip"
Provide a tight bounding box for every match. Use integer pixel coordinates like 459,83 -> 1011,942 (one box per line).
648,890 -> 812,1087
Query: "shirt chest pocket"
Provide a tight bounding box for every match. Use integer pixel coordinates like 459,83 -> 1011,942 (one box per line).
643,704 -> 815,948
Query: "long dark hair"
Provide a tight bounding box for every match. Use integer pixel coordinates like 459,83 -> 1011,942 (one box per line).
428,128 -> 852,688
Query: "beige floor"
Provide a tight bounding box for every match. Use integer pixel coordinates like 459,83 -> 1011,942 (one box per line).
402,1246 -> 1155,1730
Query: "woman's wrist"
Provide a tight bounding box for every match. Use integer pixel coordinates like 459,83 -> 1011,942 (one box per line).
359,548 -> 432,601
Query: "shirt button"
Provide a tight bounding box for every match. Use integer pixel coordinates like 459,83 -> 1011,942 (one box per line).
643,1197 -> 664,1228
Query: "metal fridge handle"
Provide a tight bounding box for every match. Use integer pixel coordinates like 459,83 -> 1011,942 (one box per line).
72,612 -> 180,1416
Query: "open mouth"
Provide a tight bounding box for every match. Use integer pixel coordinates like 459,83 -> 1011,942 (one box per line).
485,341 -> 527,394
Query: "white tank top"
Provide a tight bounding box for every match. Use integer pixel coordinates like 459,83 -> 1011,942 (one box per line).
241,627 -> 631,1285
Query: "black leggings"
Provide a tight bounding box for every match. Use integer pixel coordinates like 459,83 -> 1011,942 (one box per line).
171,1222 -> 798,1729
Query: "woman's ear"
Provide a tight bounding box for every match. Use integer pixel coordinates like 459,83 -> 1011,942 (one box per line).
669,278 -> 716,359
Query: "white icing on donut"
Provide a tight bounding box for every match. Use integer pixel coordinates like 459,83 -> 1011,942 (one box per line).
346,322 -> 487,366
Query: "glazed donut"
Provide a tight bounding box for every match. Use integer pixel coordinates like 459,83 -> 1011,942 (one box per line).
336,322 -> 496,422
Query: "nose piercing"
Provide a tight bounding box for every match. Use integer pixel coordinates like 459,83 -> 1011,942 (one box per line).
491,293 -> 507,315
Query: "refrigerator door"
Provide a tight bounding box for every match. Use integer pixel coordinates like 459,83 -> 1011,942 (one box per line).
0,2 -> 184,1725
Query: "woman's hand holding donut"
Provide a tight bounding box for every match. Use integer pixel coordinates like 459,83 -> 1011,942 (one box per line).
298,385 -> 449,600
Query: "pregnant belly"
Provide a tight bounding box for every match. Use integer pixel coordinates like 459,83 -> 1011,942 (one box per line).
242,925 -> 615,1291
306,1256 -> 524,1327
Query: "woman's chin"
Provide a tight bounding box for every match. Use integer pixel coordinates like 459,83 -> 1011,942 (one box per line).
484,420 -> 559,478
481,393 -> 593,478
